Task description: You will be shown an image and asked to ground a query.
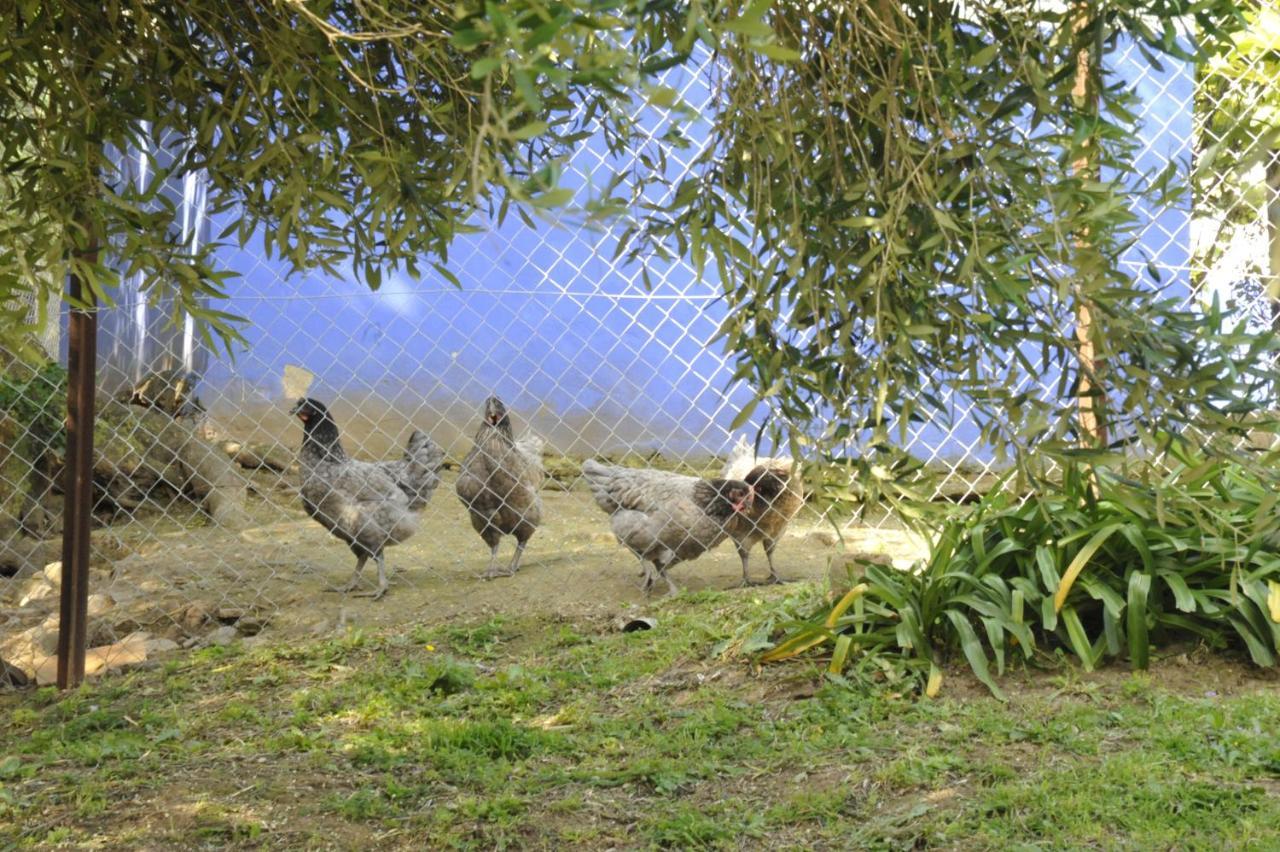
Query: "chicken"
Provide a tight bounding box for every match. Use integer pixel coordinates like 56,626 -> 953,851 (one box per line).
455,396 -> 545,579
581,459 -> 754,596
722,436 -> 805,586
383,428 -> 447,510
291,398 -> 444,599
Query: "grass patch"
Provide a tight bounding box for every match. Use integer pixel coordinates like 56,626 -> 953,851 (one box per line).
1,590 -> 1277,848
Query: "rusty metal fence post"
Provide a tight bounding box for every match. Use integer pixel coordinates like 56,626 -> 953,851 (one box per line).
56,259 -> 98,689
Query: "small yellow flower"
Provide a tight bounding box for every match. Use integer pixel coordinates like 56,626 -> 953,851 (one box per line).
425,644 -> 436,652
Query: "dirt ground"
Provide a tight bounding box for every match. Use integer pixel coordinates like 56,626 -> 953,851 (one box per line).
183,468 -> 926,634
1,465 -> 928,668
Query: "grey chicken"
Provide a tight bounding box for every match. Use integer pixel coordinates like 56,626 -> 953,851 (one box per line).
581,459 -> 754,596
723,436 -> 805,585
291,397 -> 444,599
455,396 -> 545,579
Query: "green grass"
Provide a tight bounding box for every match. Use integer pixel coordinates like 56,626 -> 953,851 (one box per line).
1,590 -> 1278,849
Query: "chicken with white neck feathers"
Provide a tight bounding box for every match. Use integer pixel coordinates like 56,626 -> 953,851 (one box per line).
581,459 -> 754,596
455,396 -> 545,579
291,397 -> 444,600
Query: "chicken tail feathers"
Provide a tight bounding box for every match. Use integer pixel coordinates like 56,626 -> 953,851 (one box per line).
399,430 -> 445,509
581,459 -> 623,513
515,433 -> 545,467
405,429 -> 446,474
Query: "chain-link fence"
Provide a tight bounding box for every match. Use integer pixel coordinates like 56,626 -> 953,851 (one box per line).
3,30 -> 1278,685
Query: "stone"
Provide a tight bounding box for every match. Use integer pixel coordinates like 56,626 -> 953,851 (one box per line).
42,561 -> 62,584
18,578 -> 55,607
0,625 -> 51,670
29,625 -> 58,656
144,637 -> 180,654
37,614 -> 119,650
30,634 -> 151,686
806,529 -> 839,547
86,593 -> 115,616
234,616 -> 268,636
181,604 -> 209,632
203,625 -> 239,647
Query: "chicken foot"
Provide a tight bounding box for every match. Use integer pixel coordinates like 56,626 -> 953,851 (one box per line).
645,556 -> 679,598
481,539 -> 529,580
735,542 -> 790,587
328,553 -> 391,599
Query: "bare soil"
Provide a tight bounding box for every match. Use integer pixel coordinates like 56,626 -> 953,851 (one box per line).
0,464 -> 928,663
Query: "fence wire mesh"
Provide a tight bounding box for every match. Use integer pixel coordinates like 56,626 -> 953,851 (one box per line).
2,31 -> 1278,684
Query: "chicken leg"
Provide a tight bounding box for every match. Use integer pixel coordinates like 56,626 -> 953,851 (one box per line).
737,540 -> 790,587
762,538 -> 789,585
329,554 -> 368,594
648,555 -> 679,598
352,552 -> 389,600
506,540 -> 528,576
735,546 -> 755,588
481,543 -> 507,580
637,559 -> 658,593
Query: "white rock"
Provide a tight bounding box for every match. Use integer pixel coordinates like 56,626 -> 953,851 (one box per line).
38,614 -> 121,649
86,593 -> 115,616
18,578 -> 55,607
0,625 -> 53,667
42,561 -> 62,585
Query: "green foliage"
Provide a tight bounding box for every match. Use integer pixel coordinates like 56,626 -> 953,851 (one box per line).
1194,4 -> 1280,286
762,442 -> 1280,697
622,0 -> 1272,491
0,359 -> 68,456
0,1 -> 682,352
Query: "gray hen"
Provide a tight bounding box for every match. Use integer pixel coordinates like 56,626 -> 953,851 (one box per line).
291,398 -> 444,599
581,459 -> 753,596
455,396 -> 545,579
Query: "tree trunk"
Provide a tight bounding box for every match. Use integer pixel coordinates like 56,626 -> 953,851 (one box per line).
1265,151 -> 1280,331
1072,2 -> 1108,451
